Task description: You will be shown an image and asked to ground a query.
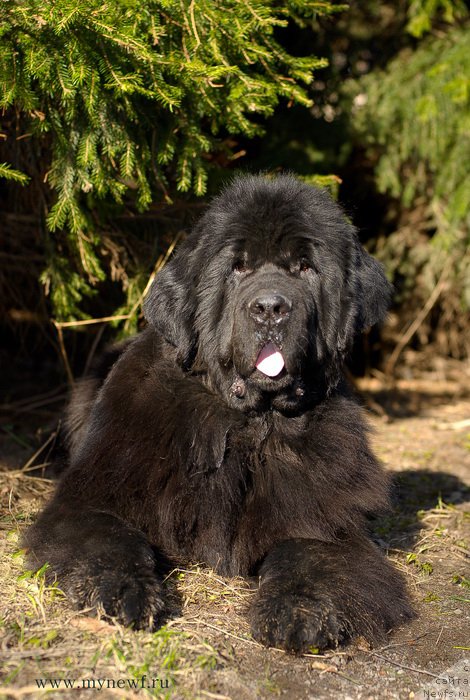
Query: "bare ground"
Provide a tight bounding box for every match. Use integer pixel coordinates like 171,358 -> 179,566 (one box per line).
1,367 -> 469,700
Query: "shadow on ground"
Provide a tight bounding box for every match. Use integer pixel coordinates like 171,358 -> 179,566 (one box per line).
370,469 -> 470,550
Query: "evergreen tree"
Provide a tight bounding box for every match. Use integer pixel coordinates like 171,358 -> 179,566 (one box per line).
349,22 -> 470,358
0,0 -> 337,321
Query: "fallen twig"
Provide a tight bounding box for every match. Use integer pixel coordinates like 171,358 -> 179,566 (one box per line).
21,431 -> 57,472
385,259 -> 452,377
367,651 -> 438,678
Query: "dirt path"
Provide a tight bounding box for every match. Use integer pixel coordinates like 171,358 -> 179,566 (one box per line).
1,375 -> 469,699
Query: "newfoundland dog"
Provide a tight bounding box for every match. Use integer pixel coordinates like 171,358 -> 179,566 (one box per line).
25,174 -> 412,652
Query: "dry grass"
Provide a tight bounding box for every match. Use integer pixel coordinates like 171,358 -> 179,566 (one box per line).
1,381 -> 469,699
0,468 -> 270,699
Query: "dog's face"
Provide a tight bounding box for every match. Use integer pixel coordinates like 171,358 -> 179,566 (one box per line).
145,175 -> 392,411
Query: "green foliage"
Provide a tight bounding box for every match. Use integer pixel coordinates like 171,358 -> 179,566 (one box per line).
0,162 -> 30,184
0,0 -> 335,320
452,574 -> 470,589
349,25 -> 470,354
353,28 -> 470,225
406,0 -> 468,37
406,552 -> 434,575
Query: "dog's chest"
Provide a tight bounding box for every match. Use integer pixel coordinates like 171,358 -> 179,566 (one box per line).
155,415 -> 313,575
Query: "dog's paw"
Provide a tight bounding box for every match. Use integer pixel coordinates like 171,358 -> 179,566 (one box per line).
250,591 -> 348,653
66,567 -> 166,630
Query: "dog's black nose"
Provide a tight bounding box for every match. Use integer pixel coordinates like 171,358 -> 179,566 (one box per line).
248,293 -> 292,324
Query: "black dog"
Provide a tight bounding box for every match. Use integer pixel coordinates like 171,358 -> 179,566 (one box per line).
25,174 -> 412,652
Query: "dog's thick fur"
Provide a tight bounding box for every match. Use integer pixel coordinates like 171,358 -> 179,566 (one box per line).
25,175 -> 412,652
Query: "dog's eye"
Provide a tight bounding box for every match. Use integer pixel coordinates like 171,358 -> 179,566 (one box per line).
289,261 -> 311,276
233,260 -> 248,274
289,260 -> 315,276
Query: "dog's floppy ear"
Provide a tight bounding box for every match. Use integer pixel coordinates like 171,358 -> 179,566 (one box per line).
328,236 -> 393,364
354,241 -> 393,332
143,237 -> 198,369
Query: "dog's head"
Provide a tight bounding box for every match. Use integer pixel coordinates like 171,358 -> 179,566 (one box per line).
144,174 -> 392,411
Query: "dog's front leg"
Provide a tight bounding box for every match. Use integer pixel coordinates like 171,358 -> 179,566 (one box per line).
24,502 -> 168,629
249,536 -> 412,652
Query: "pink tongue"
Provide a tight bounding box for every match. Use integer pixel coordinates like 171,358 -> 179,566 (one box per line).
255,342 -> 285,377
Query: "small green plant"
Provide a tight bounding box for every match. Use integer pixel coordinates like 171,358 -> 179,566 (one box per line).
24,629 -> 59,649
406,552 -> 434,575
17,562 -> 65,620
452,574 -> 470,589
422,592 -> 440,603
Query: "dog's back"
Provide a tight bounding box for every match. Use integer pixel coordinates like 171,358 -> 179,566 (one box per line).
52,340 -> 133,472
